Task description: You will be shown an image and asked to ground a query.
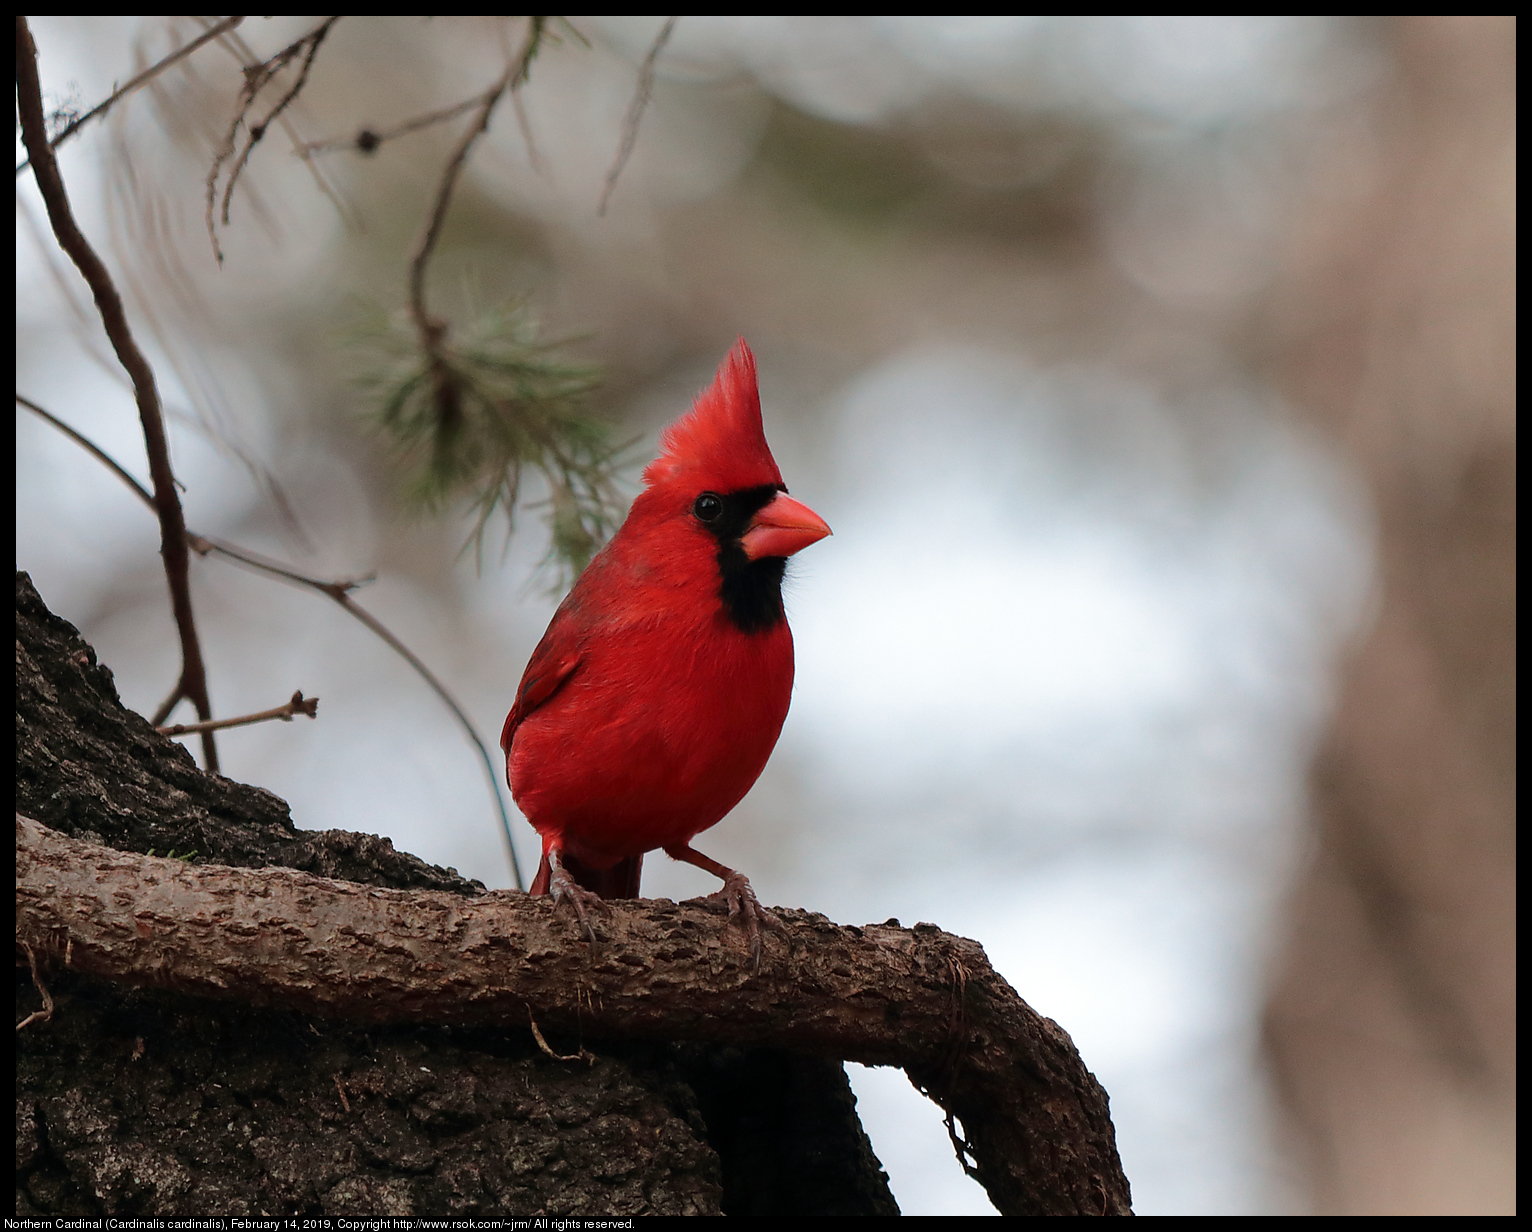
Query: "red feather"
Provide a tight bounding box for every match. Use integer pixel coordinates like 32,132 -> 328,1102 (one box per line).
642,340 -> 783,493
502,339 -> 829,951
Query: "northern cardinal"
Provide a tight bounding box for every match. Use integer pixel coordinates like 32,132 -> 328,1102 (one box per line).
501,339 -> 830,959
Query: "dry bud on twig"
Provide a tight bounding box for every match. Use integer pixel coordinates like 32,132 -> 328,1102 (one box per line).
157,690 -> 318,738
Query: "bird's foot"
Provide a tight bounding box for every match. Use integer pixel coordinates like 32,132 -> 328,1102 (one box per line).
547,863 -> 605,945
710,870 -> 780,968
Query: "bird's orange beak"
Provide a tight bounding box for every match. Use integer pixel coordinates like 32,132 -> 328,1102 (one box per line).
740,492 -> 832,561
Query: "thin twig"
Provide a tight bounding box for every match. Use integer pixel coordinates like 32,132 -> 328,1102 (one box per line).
150,685 -> 186,729
297,92 -> 494,159
597,16 -> 677,217
157,689 -> 317,737
512,87 -> 546,175
200,16 -> 358,236
17,395 -> 525,891
206,546 -> 525,891
18,16 -> 220,772
16,394 -> 154,506
16,943 -> 54,1032
332,1074 -> 351,1113
15,15 -> 246,175
20,388 -> 202,731
409,16 -> 546,348
218,17 -> 340,229
528,1007 -> 597,1065
204,16 -> 341,263
105,130 -> 314,551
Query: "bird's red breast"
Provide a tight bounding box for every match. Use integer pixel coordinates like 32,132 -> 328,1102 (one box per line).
501,340 -> 830,889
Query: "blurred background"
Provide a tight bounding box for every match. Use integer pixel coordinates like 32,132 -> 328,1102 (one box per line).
15,16 -> 1513,1215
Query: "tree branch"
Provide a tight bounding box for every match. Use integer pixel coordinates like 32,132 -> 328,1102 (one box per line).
297,91 -> 495,159
217,17 -> 340,233
16,395 -> 524,890
17,17 -> 220,772
597,16 -> 677,217
408,15 -> 546,350
16,813 -> 1133,1216
157,689 -> 317,737
198,15 -> 357,237
15,393 -> 154,506
203,16 -> 341,263
14,15 -> 246,175
13,398 -> 527,888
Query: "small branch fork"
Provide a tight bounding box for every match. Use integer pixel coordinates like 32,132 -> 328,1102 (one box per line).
190,532 -> 525,892
197,15 -> 355,232
17,17 -> 220,772
157,690 -> 317,737
205,15 -> 341,263
15,15 -> 247,176
17,394 -> 525,892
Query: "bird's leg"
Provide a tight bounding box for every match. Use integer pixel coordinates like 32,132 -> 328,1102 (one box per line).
545,847 -> 604,945
664,843 -> 778,966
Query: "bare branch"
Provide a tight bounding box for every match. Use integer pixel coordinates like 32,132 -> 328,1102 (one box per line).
597,16 -> 678,217
149,685 -> 185,729
297,91 -> 495,159
199,15 -> 359,236
16,813 -> 1135,1216
184,535 -> 521,885
16,394 -> 154,508
15,393 -> 524,890
14,15 -> 246,175
157,689 -> 318,737
17,16 -> 220,772
218,17 -> 340,229
204,16 -> 341,263
409,16 -> 547,347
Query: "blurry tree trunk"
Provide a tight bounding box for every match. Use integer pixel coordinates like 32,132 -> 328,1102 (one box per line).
1263,15 -> 1515,1215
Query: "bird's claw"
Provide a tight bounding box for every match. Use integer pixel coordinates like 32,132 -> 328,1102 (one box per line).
711,871 -> 779,968
548,865 -> 605,945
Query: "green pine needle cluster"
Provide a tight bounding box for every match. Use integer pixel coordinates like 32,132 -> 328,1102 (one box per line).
354,305 -> 627,587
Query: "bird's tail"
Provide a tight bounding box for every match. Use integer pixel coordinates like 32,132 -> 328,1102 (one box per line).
530,849 -> 643,899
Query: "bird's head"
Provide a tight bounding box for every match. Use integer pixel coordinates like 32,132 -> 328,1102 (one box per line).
631,339 -> 831,631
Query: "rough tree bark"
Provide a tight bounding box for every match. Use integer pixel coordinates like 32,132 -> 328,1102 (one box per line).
15,571 -> 1132,1216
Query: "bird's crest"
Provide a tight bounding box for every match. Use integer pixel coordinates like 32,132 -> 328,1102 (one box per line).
644,339 -> 784,493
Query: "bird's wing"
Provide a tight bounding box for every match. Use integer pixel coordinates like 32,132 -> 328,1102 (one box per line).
500,612 -> 583,754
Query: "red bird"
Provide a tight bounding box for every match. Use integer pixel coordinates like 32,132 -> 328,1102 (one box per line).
501,339 -> 830,958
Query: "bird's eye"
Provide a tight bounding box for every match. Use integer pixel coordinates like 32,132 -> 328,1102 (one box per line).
693,493 -> 723,522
